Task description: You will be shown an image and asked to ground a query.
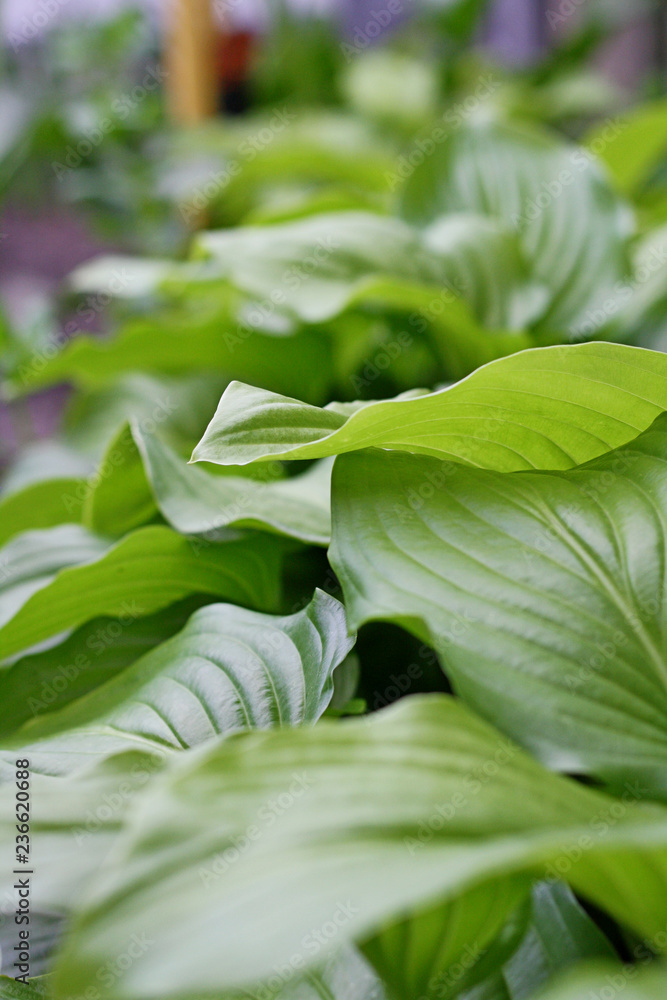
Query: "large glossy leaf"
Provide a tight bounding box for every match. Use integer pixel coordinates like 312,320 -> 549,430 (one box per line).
329,414 -> 667,799
191,343 -> 667,469
0,525 -> 284,661
400,118 -> 632,332
0,591 -> 354,775
52,696 -> 667,1000
0,598 -> 205,739
85,422 -> 332,545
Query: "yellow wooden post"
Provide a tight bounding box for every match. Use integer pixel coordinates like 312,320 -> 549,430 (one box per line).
165,0 -> 217,125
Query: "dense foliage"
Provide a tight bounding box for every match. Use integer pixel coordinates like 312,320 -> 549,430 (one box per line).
2,4 -> 667,999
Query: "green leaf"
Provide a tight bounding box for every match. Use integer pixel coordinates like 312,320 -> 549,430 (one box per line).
0,590 -> 354,775
195,210 -> 544,331
400,119 -> 632,332
0,750 -> 168,914
191,343 -> 667,469
0,598 -> 205,739
0,525 -> 285,661
12,305 -> 333,404
0,478 -> 84,548
0,526 -> 110,638
194,212 -> 444,325
82,423 -> 159,537
585,98 -> 667,196
0,977 -> 51,999
535,963 -> 667,1000
329,413 -> 667,799
463,881 -> 616,1000
86,422 -> 332,545
52,696 -> 667,1000
362,883 -> 532,1000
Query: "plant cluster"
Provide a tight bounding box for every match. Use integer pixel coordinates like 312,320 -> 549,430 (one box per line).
2,4 -> 667,1000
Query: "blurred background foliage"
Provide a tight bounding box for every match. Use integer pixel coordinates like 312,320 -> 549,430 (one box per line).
0,0 -> 666,471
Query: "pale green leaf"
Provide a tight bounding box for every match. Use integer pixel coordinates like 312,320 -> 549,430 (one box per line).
585,98 -> 667,196
52,696 -> 667,999
400,119 -> 632,332
0,525 -> 284,661
329,413 -> 667,798
85,422 -> 332,545
191,344 -> 667,469
0,590 -> 354,775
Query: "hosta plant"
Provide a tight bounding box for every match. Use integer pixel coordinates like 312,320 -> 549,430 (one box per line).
3,342 -> 667,1000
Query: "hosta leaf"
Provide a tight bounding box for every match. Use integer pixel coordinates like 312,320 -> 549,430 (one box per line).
82,422 -> 159,537
13,308 -> 332,404
191,343 -> 667,469
0,478 -> 84,548
536,964 -> 667,1000
329,413 -> 667,798
362,882 -> 532,1000
195,211 -> 542,330
53,696 -> 667,1000
585,98 -> 667,196
0,598 -> 205,738
339,275 -> 533,380
195,212 -> 444,324
0,750 -> 168,913
0,525 -> 284,661
86,422 -> 332,545
461,881 -> 615,1000
0,591 -> 354,775
400,118 -> 632,332
0,977 -> 50,998
0,526 -> 109,637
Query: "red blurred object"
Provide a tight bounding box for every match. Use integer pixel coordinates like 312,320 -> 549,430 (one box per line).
215,29 -> 256,87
